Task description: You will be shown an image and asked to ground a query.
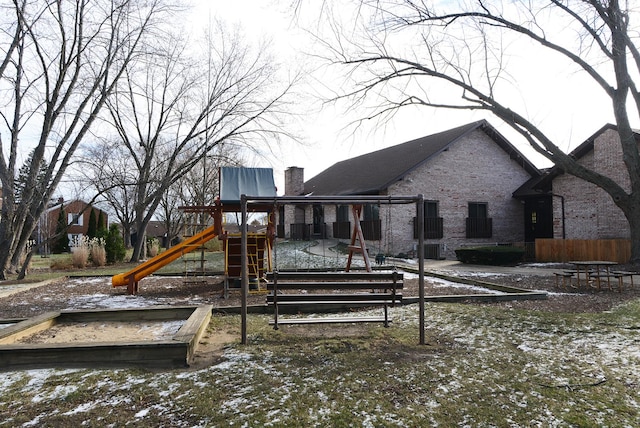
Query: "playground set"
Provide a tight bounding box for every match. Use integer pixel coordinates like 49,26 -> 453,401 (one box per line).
110,167 -> 398,297
111,167 -> 428,343
111,167 -> 278,296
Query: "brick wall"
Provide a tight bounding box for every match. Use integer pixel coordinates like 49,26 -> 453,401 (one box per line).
281,129 -> 532,258
386,129 -> 530,258
43,200 -> 108,246
553,129 -> 631,239
282,167 -> 304,238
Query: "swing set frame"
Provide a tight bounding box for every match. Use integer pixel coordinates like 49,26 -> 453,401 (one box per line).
238,194 -> 427,345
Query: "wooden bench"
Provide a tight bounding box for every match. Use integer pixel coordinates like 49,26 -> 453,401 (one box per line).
612,271 -> 636,289
266,271 -> 403,329
589,272 -> 625,292
554,271 -> 575,290
557,269 -> 628,292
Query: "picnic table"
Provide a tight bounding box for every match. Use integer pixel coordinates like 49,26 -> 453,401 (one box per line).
569,260 -> 619,290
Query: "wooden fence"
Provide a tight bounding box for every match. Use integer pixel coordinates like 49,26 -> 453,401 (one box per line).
535,239 -> 631,263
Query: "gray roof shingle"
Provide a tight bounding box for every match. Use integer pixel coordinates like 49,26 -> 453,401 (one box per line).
304,120 -> 539,195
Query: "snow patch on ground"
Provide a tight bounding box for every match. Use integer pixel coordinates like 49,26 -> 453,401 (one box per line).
2,302 -> 639,426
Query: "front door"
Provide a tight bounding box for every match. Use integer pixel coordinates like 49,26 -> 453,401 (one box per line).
524,196 -> 553,242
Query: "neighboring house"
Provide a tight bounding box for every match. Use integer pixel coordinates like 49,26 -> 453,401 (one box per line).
529,124 -> 640,241
40,199 -> 108,249
146,221 -> 169,247
281,120 -> 543,259
144,220 -> 188,248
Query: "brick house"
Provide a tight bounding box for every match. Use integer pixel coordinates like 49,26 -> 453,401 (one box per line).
281,120 -> 543,259
40,199 -> 108,249
530,124 -> 640,241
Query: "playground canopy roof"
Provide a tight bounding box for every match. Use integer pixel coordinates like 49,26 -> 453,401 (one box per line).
219,167 -> 277,205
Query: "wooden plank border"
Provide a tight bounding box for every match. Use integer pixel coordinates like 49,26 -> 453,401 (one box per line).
0,305 -> 212,370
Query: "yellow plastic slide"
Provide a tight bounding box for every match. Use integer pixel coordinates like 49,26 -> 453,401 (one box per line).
112,225 -> 218,289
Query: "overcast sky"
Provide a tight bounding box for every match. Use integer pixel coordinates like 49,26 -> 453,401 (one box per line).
191,1 -> 626,193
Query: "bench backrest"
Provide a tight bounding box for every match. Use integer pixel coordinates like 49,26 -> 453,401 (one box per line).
266,271 -> 403,281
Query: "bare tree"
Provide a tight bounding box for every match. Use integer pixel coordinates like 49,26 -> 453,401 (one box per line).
301,0 -> 640,262
156,143 -> 245,246
97,21 -> 294,262
156,182 -> 186,248
80,139 -> 137,248
0,0 -> 174,278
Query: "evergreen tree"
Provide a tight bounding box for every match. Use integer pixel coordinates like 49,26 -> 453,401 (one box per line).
87,209 -> 97,239
52,205 -> 69,253
14,149 -> 48,204
96,211 -> 106,235
104,224 -> 126,263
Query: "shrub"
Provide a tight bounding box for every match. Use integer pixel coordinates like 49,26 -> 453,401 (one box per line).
455,246 -> 524,265
50,257 -> 73,270
71,237 -> 90,268
147,237 -> 160,257
205,237 -> 222,252
89,237 -> 106,267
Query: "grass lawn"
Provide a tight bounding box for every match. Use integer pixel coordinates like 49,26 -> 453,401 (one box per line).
1,240 -> 639,425
1,300 -> 640,426
0,249 -> 227,285
0,240 -> 345,285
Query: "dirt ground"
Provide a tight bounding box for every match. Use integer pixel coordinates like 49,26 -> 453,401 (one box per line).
1,268 -> 639,320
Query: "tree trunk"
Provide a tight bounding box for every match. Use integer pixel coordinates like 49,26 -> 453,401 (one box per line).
0,221 -> 18,279
0,240 -> 12,280
131,230 -> 147,262
627,208 -> 640,264
17,250 -> 34,280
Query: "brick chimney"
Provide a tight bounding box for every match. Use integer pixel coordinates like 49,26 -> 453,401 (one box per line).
284,166 -> 304,196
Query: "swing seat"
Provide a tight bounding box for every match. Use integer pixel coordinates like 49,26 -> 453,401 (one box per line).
268,316 -> 389,326
266,271 -> 403,329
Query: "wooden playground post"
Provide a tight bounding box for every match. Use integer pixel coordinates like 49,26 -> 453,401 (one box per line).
346,204 -> 372,272
241,195 -> 248,345
417,194 -> 425,345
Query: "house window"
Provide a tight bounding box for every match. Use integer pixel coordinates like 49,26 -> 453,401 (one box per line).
68,213 -> 83,226
363,204 -> 379,221
414,200 -> 443,239
468,202 -> 487,219
333,205 -> 350,239
336,205 -> 349,222
278,205 -> 285,225
425,201 -> 438,218
361,204 -> 381,240
312,204 -> 325,237
466,202 -> 492,238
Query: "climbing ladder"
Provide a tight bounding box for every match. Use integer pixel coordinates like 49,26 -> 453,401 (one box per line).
181,212 -> 211,286
223,232 -> 271,297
